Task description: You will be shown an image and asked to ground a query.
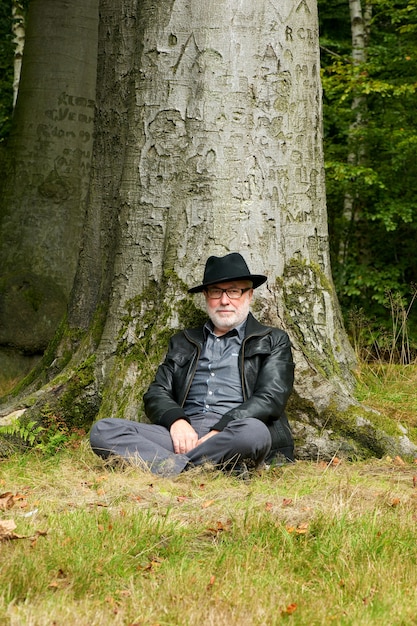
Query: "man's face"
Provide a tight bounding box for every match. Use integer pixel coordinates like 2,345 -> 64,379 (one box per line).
204,280 -> 254,335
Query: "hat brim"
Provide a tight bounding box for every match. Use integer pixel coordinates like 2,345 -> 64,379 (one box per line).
188,274 -> 267,293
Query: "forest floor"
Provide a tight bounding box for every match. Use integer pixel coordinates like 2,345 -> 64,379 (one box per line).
1,362 -> 417,626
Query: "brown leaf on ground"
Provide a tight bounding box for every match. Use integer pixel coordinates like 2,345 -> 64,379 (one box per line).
296,522 -> 309,534
204,520 -> 232,537
207,575 -> 216,589
281,603 -> 297,615
0,520 -> 47,543
0,519 -> 17,539
285,522 -> 309,535
0,492 -> 15,510
0,492 -> 28,510
48,569 -> 70,590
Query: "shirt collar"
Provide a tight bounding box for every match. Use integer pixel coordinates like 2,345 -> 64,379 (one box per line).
204,317 -> 247,341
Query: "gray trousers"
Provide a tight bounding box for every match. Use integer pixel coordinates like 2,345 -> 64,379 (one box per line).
89,413 -> 272,476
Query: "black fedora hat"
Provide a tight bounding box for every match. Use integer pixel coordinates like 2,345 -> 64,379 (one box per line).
188,253 -> 267,293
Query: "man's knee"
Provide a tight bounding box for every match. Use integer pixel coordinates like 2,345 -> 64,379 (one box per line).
89,418 -> 119,457
228,418 -> 272,457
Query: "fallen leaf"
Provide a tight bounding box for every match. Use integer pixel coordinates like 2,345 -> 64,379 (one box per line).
281,603 -> 297,615
413,476 -> 417,488
207,575 -> 216,589
141,557 -> 163,573
48,569 -> 69,590
296,522 -> 309,534
177,496 -> 188,503
285,522 -> 309,535
0,519 -> 17,539
282,498 -> 293,507
48,581 -> 60,589
204,520 -> 232,537
390,498 -> 401,507
202,499 -> 215,509
265,502 -> 273,511
0,492 -> 15,511
393,456 -> 405,466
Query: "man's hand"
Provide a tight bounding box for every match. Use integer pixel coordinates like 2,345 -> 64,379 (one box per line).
170,419 -> 199,454
196,430 -> 220,446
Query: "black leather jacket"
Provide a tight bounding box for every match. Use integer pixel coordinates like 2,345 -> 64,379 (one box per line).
143,313 -> 295,458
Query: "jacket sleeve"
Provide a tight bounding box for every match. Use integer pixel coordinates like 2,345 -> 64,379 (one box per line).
212,330 -> 294,431
143,334 -> 191,430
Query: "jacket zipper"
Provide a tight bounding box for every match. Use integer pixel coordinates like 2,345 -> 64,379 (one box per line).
180,332 -> 202,408
239,328 -> 270,402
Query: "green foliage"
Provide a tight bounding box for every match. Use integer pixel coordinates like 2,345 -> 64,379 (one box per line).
319,0 -> 417,352
0,415 -> 79,456
0,418 -> 44,446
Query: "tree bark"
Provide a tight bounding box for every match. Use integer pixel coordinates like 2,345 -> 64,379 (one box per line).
338,0 -> 372,268
12,1 -> 25,108
0,0 -> 99,354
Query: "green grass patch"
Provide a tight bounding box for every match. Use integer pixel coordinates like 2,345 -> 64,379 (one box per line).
2,444 -> 417,625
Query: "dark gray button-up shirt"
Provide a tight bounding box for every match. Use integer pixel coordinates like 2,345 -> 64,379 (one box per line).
183,319 -> 246,417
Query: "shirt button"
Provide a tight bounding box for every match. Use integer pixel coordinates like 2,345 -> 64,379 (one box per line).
211,372 -> 215,377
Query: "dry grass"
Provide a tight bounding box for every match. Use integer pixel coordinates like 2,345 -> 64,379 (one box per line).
355,363 -> 417,428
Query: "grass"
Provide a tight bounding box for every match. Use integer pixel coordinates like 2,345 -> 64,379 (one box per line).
2,445 -> 417,625
355,362 -> 417,429
1,362 -> 417,625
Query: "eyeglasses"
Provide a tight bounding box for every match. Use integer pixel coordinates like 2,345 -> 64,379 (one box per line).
205,287 -> 252,300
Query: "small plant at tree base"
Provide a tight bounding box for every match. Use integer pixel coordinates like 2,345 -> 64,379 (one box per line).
0,413 -> 86,456
0,419 -> 44,446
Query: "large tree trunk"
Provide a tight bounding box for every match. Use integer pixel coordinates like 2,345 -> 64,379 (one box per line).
1,0 -> 415,461
0,0 -> 99,357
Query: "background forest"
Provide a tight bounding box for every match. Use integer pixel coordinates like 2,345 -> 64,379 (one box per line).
0,0 -> 416,360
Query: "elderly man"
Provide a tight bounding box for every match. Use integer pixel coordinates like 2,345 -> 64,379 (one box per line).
90,253 -> 294,476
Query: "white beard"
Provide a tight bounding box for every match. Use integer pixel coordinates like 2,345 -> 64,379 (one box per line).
207,299 -> 251,334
